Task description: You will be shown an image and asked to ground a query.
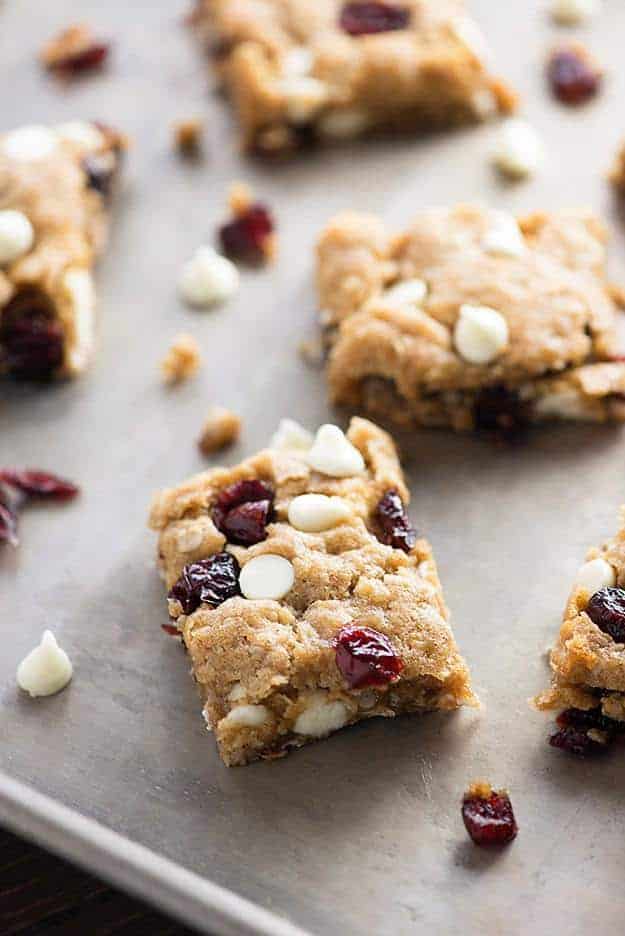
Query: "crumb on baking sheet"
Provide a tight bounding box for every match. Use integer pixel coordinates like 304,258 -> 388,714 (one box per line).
40,23 -> 110,74
161,333 -> 201,384
173,117 -> 204,156
198,406 -> 241,454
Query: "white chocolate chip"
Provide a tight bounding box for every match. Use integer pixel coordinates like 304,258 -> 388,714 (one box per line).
454,304 -> 509,365
382,278 -> 428,308
228,681 -> 247,702
63,268 -> 96,372
239,554 -> 295,601
482,213 -> 525,258
288,493 -> 351,533
56,121 -> 105,151
493,119 -> 544,179
575,557 -> 615,593
533,388 -> 589,421
2,125 -> 58,161
307,424 -> 365,478
293,693 -> 350,737
178,246 -> 239,308
550,0 -> 601,25
282,46 -> 314,77
318,108 -> 370,140
449,15 -> 491,63
17,630 -> 73,698
269,418 -> 313,453
0,210 -> 34,265
221,703 -> 271,728
278,76 -> 328,124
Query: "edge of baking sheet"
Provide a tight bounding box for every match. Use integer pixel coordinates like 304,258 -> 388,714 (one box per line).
0,769 -> 311,936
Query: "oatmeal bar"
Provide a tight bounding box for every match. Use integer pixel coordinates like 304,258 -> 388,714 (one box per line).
536,509 -> 625,733
190,0 -> 516,155
316,205 -> 625,433
0,121 -> 123,381
149,417 -> 475,766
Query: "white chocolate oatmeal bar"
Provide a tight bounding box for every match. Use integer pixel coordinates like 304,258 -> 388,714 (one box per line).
0,121 -> 124,381
149,417 -> 475,766
536,508 -> 625,755
316,205 -> 625,433
190,0 -> 516,155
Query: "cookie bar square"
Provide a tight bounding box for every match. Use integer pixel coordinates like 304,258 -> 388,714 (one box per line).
316,205 -> 625,432
190,0 -> 516,155
0,121 -> 123,381
536,508 -> 625,751
149,417 -> 475,766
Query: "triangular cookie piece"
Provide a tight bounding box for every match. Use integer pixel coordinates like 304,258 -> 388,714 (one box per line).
150,417 -> 475,766
0,121 -> 124,381
536,507 -> 625,754
317,205 -> 625,433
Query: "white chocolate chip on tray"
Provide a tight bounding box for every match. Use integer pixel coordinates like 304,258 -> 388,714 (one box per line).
17,630 -> 73,698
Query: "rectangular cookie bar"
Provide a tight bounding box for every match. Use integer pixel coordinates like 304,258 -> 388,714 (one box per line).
316,205 -> 625,433
535,508 -> 625,755
0,121 -> 123,382
149,417 -> 475,766
190,0 -> 515,155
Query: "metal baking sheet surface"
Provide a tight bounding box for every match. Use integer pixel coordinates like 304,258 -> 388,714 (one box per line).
3,1 -> 625,934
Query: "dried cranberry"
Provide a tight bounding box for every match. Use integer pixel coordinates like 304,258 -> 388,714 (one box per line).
375,489 -> 417,552
586,587 -> 625,642
168,552 -> 241,615
473,386 -> 530,438
82,153 -> 116,198
335,623 -> 403,688
339,2 -> 410,36
462,788 -> 518,846
548,47 -> 601,106
0,470 -> 79,500
0,298 -> 64,380
219,204 -> 274,265
549,725 -> 611,756
212,480 -> 274,546
556,706 -> 625,734
161,623 -> 180,636
54,42 -> 110,75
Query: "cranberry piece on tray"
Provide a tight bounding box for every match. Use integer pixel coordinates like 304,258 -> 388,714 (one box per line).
462,783 -> 518,846
548,45 -> 602,106
219,204 -> 274,265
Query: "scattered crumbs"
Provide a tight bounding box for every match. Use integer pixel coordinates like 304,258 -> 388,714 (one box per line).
161,333 -> 201,385
198,406 -> 242,454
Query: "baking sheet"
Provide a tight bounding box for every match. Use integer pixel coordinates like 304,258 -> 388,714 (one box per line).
3,1 -> 625,934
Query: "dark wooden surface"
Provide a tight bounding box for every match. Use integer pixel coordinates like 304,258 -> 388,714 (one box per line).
0,826 -> 199,935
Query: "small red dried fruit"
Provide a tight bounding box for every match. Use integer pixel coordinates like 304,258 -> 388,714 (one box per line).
161,623 -> 180,636
549,725 -> 611,756
0,470 -> 79,500
556,706 -> 625,734
548,45 -> 602,106
335,623 -> 403,688
340,2 -> 410,36
0,310 -> 65,380
586,586 -> 625,643
219,204 -> 274,265
462,785 -> 518,846
168,552 -> 241,615
473,386 -> 531,438
41,25 -> 110,76
375,489 -> 417,552
212,479 -> 274,546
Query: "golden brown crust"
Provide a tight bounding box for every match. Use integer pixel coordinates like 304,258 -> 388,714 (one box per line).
316,204 -> 625,431
149,417 -> 476,765
191,0 -> 516,153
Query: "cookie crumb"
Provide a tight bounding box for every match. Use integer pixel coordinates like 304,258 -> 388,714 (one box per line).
297,336 -> 325,368
198,406 -> 241,454
161,334 -> 201,384
173,117 -> 204,156
40,23 -> 110,74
